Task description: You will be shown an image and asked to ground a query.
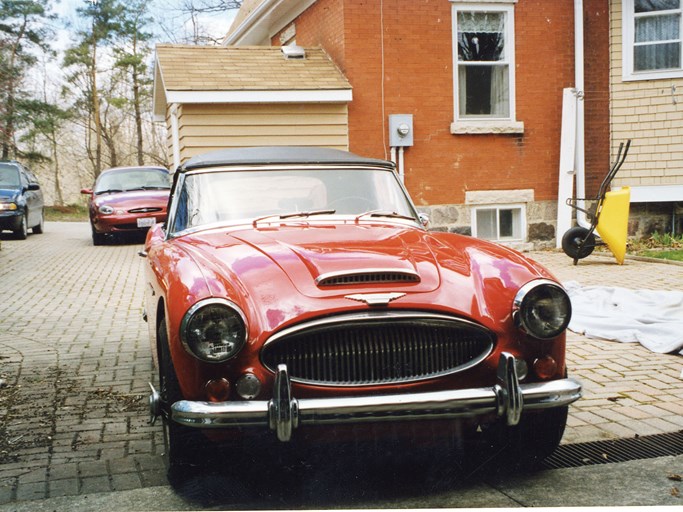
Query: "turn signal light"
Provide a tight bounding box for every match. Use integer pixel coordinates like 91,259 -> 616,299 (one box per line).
204,378 -> 230,402
533,356 -> 558,380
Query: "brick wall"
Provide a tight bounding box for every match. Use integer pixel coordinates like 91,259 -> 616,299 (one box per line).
272,0 -> 615,244
291,0 -> 583,208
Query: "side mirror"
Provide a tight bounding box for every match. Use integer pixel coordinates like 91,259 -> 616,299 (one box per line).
418,213 -> 430,228
27,183 -> 40,191
81,188 -> 93,195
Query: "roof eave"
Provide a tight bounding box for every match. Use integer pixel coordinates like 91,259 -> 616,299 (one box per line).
165,89 -> 352,104
223,0 -> 316,46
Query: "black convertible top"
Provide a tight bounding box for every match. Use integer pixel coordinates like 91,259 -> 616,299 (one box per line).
181,146 -> 395,171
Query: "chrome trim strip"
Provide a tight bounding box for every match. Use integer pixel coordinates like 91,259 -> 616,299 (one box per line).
260,311 -> 495,386
170,354 -> 582,441
315,268 -> 421,286
263,311 -> 490,347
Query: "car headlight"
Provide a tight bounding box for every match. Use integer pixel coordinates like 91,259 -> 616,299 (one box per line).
0,202 -> 17,211
98,205 -> 114,214
180,299 -> 247,363
513,279 -> 571,339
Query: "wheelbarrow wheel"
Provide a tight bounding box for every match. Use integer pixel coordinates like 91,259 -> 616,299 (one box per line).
561,226 -> 596,260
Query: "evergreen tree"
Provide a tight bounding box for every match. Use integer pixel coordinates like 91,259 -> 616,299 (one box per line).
0,0 -> 54,159
63,0 -> 124,176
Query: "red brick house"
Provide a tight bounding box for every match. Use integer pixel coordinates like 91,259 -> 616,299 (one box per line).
155,0 -> 610,248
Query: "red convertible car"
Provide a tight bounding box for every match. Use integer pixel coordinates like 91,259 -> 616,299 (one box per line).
144,147 -> 581,468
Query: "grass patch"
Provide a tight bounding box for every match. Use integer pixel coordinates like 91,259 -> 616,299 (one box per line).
628,232 -> 683,262
639,249 -> 683,262
44,204 -> 89,222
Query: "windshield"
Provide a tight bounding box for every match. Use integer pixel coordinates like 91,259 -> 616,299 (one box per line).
169,167 -> 418,234
0,164 -> 21,189
94,168 -> 170,194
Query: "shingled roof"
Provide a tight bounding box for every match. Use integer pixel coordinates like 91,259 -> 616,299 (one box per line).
153,44 -> 352,119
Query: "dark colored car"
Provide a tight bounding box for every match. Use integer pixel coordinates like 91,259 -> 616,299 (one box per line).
81,166 -> 171,245
0,161 -> 45,239
144,147 -> 581,469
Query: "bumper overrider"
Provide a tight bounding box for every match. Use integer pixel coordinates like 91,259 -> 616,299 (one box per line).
149,353 -> 581,442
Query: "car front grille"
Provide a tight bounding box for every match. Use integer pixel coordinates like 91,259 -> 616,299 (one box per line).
128,207 -> 162,213
261,312 -> 494,386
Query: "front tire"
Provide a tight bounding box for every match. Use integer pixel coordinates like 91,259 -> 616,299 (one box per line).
484,406 -> 568,469
158,317 -> 203,468
91,226 -> 106,246
13,213 -> 28,240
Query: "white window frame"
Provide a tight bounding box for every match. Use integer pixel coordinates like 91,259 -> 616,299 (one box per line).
622,0 -> 683,81
471,203 -> 526,242
450,1 -> 523,134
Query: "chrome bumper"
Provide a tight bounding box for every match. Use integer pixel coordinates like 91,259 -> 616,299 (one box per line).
166,353 -> 581,442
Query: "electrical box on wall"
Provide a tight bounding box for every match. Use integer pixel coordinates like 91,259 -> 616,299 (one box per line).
389,114 -> 414,147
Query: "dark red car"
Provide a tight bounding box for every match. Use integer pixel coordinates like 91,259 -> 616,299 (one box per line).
81,166 -> 171,245
144,147 -> 581,469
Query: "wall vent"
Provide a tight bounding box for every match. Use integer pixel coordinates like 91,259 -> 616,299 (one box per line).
282,45 -> 305,59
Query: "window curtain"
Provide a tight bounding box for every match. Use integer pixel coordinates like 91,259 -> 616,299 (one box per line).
457,11 -> 509,117
634,1 -> 681,71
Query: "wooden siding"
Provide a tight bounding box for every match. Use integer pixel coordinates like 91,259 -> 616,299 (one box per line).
610,0 -> 683,188
168,103 -> 349,164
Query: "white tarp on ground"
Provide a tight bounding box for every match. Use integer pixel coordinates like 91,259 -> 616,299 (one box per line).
564,281 -> 683,356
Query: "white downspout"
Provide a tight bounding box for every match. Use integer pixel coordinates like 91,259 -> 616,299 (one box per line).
170,103 -> 181,171
398,147 -> 405,183
574,0 -> 590,229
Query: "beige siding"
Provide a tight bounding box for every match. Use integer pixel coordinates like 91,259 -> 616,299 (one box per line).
172,103 -> 349,163
610,0 -> 683,188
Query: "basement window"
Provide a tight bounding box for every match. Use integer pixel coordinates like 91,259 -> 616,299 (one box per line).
472,204 -> 525,241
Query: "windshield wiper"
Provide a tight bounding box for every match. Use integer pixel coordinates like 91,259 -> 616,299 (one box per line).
253,209 -> 336,227
94,189 -> 123,195
126,186 -> 171,191
355,210 -> 416,222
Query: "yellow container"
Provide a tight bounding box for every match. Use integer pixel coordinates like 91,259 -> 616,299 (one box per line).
595,187 -> 630,265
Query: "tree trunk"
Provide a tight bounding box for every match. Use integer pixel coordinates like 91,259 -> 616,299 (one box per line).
91,26 -> 103,177
2,18 -> 28,159
132,33 -> 144,166
51,133 -> 64,206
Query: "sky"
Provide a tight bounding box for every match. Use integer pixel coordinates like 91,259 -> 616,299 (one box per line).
50,0 -> 239,49
25,0 -> 239,98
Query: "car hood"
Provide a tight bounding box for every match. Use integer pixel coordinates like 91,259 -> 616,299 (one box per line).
174,223 -> 553,333
94,189 -> 169,209
0,188 -> 19,201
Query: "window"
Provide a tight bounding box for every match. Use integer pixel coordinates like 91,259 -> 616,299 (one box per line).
451,2 -> 523,134
472,204 -> 525,241
623,0 -> 683,80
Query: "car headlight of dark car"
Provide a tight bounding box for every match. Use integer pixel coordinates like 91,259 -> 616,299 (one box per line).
180,299 -> 248,363
98,205 -> 114,215
513,279 -> 571,339
0,202 -> 17,211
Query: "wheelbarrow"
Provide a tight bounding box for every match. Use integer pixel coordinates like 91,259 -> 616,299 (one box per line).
561,140 -> 631,265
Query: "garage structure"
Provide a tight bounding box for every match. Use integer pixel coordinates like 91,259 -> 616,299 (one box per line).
153,45 -> 353,169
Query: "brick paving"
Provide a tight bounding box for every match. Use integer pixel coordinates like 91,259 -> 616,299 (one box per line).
0,222 -> 681,505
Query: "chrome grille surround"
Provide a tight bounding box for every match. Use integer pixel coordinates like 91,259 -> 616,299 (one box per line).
315,268 -> 420,287
261,311 -> 495,386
